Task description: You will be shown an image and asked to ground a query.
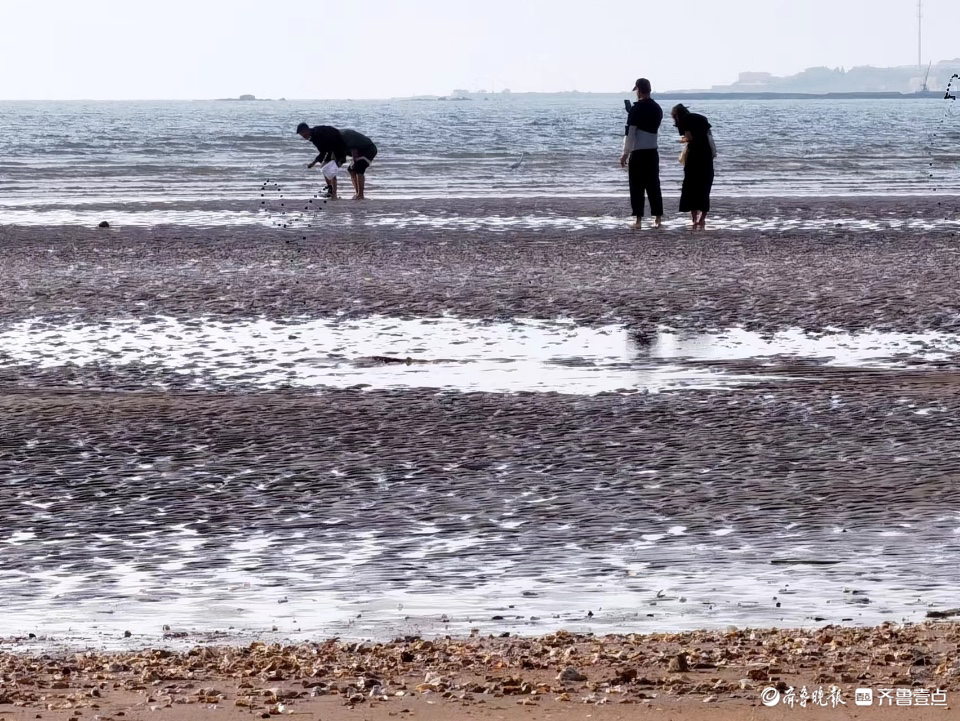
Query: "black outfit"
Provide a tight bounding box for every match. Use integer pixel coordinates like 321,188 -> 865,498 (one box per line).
624,99 -> 664,218
340,128 -> 378,175
676,112 -> 714,213
628,151 -> 663,218
308,125 -> 347,167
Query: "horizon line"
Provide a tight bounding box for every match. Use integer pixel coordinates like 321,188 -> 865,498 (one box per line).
0,92 -> 677,102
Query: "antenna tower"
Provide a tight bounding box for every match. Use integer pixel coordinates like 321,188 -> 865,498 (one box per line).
917,0 -> 923,70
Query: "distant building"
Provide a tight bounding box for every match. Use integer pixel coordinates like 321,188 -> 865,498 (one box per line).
705,59 -> 960,94
735,72 -> 774,86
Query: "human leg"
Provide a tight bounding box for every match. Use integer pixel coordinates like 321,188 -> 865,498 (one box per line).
641,150 -> 663,227
699,171 -> 714,229
348,164 -> 359,198
353,145 -> 375,200
627,151 -> 644,227
679,170 -> 696,229
321,159 -> 341,199
352,158 -> 371,200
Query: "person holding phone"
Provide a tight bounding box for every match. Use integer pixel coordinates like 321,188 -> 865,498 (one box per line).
619,78 -> 664,230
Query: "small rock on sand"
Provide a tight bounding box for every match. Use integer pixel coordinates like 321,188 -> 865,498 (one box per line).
557,666 -> 587,683
668,653 -> 690,672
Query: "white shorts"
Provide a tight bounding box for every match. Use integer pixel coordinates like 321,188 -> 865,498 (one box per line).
320,160 -> 340,180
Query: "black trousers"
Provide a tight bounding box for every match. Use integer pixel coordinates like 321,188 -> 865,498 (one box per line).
628,149 -> 663,218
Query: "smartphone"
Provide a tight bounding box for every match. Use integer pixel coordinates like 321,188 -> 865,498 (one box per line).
624,99 -> 632,112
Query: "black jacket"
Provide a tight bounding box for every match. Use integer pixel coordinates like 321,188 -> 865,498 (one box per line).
309,125 -> 347,165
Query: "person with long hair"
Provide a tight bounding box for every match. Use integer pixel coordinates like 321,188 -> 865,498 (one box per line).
671,104 -> 715,230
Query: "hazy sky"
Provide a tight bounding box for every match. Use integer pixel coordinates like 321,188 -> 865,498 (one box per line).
1,0 -> 958,99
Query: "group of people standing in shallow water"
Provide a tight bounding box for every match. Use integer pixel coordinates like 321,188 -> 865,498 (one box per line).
296,76 -> 714,225
621,77 -> 716,231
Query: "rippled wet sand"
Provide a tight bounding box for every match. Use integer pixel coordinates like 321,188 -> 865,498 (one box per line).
2,197 -> 960,645
2,382 -> 960,642
2,198 -> 960,335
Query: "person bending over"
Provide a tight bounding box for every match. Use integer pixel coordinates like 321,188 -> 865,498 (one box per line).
671,104 -> 715,231
339,128 -> 379,200
297,122 -> 347,199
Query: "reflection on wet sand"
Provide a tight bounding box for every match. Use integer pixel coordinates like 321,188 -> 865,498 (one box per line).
1,316 -> 958,395
2,207 -> 960,233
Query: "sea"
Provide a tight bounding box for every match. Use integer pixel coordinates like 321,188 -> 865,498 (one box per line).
1,95 -> 959,228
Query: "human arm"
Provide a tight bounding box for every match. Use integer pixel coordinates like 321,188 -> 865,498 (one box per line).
620,106 -> 639,166
675,114 -> 692,143
308,147 -> 334,169
620,125 -> 636,167
332,133 -> 349,165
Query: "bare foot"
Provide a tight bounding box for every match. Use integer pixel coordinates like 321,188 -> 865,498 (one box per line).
630,221 -> 642,230
355,195 -> 365,201
654,216 -> 662,228
697,220 -> 706,230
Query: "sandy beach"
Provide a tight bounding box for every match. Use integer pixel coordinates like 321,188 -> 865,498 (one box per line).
2,196 -> 960,717
2,624 -> 960,719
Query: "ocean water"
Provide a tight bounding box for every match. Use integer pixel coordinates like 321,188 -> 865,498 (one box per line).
1,96 -> 959,222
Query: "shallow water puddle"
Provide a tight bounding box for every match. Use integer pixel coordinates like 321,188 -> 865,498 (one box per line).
364,213 -> 960,234
0,316 -> 734,394
0,316 -> 957,394
646,327 -> 960,366
2,207 -> 960,233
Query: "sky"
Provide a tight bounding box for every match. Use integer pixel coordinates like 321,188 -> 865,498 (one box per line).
0,0 -> 958,100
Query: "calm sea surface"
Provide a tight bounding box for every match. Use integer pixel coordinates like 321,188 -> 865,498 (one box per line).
1,97 -> 958,221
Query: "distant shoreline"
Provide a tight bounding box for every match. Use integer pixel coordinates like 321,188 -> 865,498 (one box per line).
405,90 -> 950,102
656,90 -> 949,101
0,91 -> 950,102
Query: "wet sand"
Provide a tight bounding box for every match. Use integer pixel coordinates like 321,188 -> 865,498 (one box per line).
2,377 -> 960,641
2,196 -> 960,717
0,197 -> 959,332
